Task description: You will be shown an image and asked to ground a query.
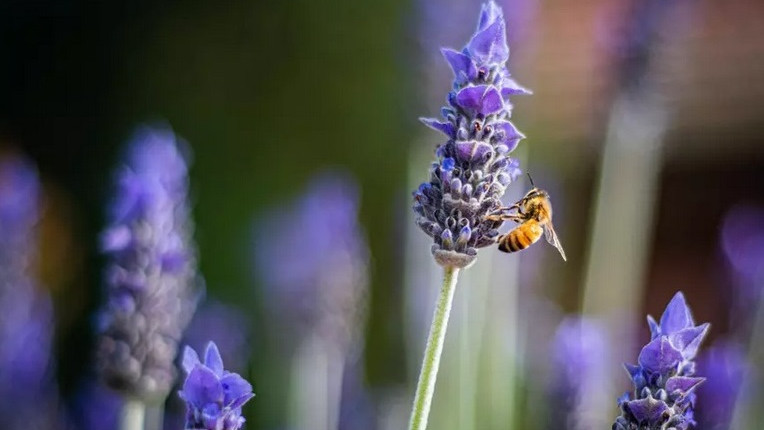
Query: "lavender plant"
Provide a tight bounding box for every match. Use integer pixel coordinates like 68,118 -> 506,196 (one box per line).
549,317 -> 608,430
179,342 -> 254,430
695,341 -> 749,429
408,2 -> 529,429
95,126 -> 201,427
613,292 -> 709,430
0,155 -> 55,430
254,171 -> 369,430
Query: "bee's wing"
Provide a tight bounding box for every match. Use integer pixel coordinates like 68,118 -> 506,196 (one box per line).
543,223 -> 567,261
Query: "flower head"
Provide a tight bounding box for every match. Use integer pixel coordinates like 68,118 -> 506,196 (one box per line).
179,342 -> 254,430
0,155 -> 55,428
96,125 -> 201,401
254,171 -> 369,353
549,317 -> 608,430
613,292 -> 709,430
413,1 -> 530,268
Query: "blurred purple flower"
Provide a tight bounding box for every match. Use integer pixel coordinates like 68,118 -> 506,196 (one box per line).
69,378 -> 121,430
179,342 -> 254,430
614,292 -> 709,430
96,125 -> 201,401
0,155 -> 55,429
695,341 -> 749,430
413,1 -> 530,268
721,204 -> 764,285
548,316 -> 607,430
254,171 -> 369,354
183,299 -> 252,373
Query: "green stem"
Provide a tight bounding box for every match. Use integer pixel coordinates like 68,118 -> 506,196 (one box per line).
408,265 -> 460,430
119,397 -> 145,430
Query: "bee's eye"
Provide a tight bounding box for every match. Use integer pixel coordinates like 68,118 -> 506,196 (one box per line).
473,121 -> 481,132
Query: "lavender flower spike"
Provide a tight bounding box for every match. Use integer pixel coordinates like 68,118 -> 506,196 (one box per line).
0,155 -> 55,429
179,342 -> 255,430
96,125 -> 200,401
613,292 -> 710,430
413,0 -> 529,268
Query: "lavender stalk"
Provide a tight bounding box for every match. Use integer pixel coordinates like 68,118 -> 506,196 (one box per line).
0,155 -> 55,429
410,2 -> 529,428
95,125 -> 200,430
409,266 -> 459,430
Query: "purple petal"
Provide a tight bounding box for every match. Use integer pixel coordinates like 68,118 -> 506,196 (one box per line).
647,315 -> 661,340
660,292 -> 694,335
221,373 -> 253,406
668,323 -> 709,360
202,403 -> 222,429
467,19 -> 509,65
665,376 -> 705,394
477,1 -> 503,31
455,86 -> 503,115
182,346 -> 201,374
626,396 -> 669,423
204,342 -> 224,377
181,366 -> 224,408
229,392 -> 255,410
638,337 -> 683,374
420,118 -> 455,138
454,141 -> 493,162
494,121 -> 524,152
501,77 -> 532,97
441,48 -> 477,82
101,226 -> 131,252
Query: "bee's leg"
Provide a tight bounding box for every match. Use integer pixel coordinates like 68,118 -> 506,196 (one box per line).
485,213 -> 523,223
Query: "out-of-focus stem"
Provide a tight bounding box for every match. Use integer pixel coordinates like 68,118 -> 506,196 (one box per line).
408,266 -> 460,430
290,334 -> 344,430
580,91 -> 666,427
119,397 -> 145,430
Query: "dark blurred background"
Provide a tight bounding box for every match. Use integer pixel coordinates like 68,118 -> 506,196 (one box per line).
2,0 -> 764,428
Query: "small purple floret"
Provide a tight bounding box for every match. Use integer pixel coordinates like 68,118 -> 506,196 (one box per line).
180,342 -> 254,430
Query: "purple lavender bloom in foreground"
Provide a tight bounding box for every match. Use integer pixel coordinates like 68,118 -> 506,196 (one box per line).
96,125 -> 200,401
413,0 -> 530,268
180,342 -> 254,430
549,317 -> 607,430
613,292 -> 709,430
0,156 -> 55,429
254,171 -> 369,353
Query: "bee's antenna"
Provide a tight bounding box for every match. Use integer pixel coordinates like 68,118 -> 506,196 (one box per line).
527,172 -> 536,188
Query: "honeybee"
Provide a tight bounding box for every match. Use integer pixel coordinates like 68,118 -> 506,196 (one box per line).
486,176 -> 567,261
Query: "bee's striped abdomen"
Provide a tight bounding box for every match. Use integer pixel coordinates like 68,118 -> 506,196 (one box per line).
497,222 -> 543,253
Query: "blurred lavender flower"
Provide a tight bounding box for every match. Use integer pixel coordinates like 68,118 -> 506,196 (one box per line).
69,378 -> 122,430
255,171 -> 369,353
413,0 -> 530,268
0,155 -> 55,429
721,204 -> 764,292
254,171 -> 370,430
548,317 -> 607,430
613,292 -> 709,430
180,342 -> 254,430
183,299 -> 252,373
96,125 -> 200,401
695,341 -> 749,430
